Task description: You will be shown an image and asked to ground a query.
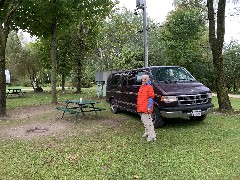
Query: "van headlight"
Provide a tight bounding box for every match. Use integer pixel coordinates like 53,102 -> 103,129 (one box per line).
207,93 -> 212,99
161,96 -> 178,103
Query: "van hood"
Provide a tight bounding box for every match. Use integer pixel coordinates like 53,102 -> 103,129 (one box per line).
155,82 -> 210,95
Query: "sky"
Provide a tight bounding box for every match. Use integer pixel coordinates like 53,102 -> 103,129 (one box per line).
119,0 -> 174,24
23,0 -> 240,44
119,0 -> 240,44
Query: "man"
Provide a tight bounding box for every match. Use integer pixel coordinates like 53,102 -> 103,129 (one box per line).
137,74 -> 156,142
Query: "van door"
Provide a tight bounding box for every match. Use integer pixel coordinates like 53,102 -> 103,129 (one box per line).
124,72 -> 135,112
107,74 -> 121,103
130,70 -> 148,112
117,75 -> 129,109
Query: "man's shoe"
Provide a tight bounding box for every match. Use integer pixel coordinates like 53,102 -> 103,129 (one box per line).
147,137 -> 156,142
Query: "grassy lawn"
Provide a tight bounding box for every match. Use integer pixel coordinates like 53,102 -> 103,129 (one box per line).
0,89 -> 240,179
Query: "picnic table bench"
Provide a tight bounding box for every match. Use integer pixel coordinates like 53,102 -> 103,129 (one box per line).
6,88 -> 26,97
56,99 -> 106,118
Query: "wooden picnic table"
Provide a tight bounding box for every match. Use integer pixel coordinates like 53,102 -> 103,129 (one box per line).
6,88 -> 26,97
56,99 -> 106,118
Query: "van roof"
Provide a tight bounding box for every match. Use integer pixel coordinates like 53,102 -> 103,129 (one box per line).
110,66 -> 181,75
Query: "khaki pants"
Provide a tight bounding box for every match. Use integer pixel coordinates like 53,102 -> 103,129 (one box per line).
141,113 -> 156,139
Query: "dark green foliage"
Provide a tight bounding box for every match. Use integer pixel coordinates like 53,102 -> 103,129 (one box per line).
160,7 -> 206,68
223,40 -> 240,92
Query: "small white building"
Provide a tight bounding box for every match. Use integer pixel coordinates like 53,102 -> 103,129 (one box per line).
95,71 -> 115,97
5,69 -> 10,84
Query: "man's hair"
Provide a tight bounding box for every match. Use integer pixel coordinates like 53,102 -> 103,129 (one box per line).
142,74 -> 149,81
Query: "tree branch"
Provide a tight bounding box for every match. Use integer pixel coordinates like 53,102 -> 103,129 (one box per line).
3,0 -> 22,27
0,0 -> 6,9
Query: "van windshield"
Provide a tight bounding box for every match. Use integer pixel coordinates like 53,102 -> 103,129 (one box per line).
151,67 -> 196,83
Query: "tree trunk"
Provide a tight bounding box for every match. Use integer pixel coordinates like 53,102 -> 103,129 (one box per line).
61,73 -> 65,91
0,28 -> 7,117
50,14 -> 58,104
0,1 -> 20,117
29,73 -> 36,91
233,81 -> 236,93
207,0 -> 232,111
212,50 -> 232,110
76,61 -> 82,93
76,22 -> 85,93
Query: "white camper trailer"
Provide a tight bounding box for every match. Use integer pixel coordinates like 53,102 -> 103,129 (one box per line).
5,69 -> 10,84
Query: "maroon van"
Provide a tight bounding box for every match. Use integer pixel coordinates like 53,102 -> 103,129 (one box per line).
106,66 -> 214,128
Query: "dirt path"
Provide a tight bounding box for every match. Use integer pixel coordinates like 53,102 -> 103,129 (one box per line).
0,104 -> 70,140
0,104 -> 122,141
6,104 -> 56,120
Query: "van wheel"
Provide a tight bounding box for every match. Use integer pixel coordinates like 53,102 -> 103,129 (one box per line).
152,107 -> 164,128
110,99 -> 119,114
190,115 -> 206,121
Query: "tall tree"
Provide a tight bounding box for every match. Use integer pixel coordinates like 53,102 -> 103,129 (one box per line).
50,0 -> 57,103
160,6 -> 206,70
98,8 -> 144,70
223,40 -> 240,92
5,31 -> 23,82
5,31 -> 43,89
0,1 -> 21,117
73,1 -> 114,93
207,0 -> 232,110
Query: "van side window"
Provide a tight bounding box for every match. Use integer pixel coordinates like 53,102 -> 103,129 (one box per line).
136,71 -> 147,85
128,73 -> 135,86
110,75 -> 120,90
122,76 -> 128,86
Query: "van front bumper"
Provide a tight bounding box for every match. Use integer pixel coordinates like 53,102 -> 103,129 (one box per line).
160,103 -> 214,118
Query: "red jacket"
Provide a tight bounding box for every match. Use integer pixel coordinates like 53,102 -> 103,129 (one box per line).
137,84 -> 154,113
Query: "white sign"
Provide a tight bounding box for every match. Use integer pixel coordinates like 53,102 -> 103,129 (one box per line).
5,69 -> 10,84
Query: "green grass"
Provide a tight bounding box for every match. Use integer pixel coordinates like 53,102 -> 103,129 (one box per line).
6,86 -> 97,109
1,89 -> 240,179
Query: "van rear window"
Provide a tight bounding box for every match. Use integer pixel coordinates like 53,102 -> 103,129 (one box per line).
109,75 -> 120,89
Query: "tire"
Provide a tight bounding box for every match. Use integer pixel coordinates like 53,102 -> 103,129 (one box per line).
110,99 -> 120,114
152,106 -> 165,128
190,114 -> 206,121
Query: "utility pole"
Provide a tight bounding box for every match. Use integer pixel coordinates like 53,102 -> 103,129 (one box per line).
136,0 -> 148,67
